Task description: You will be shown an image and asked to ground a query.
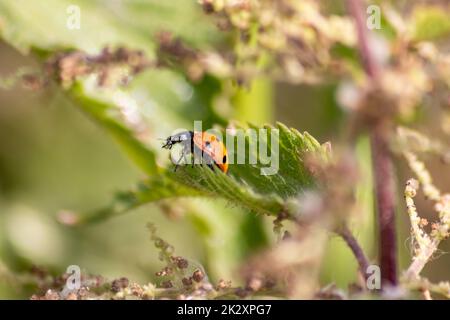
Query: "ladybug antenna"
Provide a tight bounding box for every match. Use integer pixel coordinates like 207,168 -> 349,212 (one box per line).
160,137 -> 174,149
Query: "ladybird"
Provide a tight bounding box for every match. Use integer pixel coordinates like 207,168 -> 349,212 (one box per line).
162,131 -> 228,173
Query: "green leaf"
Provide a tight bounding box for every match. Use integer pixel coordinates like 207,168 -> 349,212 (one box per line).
69,174 -> 200,224
171,123 -> 323,215
171,165 -> 285,216
0,0 -> 216,54
70,122 -> 326,224
68,81 -> 159,176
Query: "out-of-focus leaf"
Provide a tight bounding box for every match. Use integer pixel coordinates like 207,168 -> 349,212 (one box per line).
410,6 -> 450,41
233,77 -> 273,125
0,0 -> 216,54
0,0 -> 224,173
185,200 -> 258,281
69,81 -> 159,176
70,174 -> 200,225
320,135 -> 375,287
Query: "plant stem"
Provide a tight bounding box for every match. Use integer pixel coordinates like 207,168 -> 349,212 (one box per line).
346,0 -> 398,286
345,0 -> 379,79
337,225 -> 370,281
405,239 -> 439,279
371,131 -> 397,285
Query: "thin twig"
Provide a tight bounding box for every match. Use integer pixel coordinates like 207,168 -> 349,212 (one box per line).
402,173 -> 449,280
403,152 -> 440,201
422,289 -> 432,300
337,225 -> 370,281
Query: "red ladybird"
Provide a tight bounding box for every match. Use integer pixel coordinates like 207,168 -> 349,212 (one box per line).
162,131 -> 228,173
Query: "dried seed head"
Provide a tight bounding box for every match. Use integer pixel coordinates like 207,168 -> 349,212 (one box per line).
129,282 -> 143,297
405,179 -> 419,197
161,280 -> 173,288
235,287 -> 249,298
175,257 -> 189,269
216,279 -> 232,290
200,0 -> 215,14
182,277 -> 193,287
111,277 -> 129,292
192,269 -> 205,283
246,277 -> 263,292
44,289 -> 60,300
154,238 -> 165,248
155,267 -> 173,277
65,292 -> 78,300
419,218 -> 428,227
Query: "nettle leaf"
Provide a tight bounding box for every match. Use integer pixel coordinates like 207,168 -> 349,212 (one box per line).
170,166 -> 285,216
170,123 -> 323,215
68,81 -> 159,176
73,123 -> 326,224
0,0 -> 216,54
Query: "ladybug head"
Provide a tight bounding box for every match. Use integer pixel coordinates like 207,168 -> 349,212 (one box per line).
161,138 -> 174,149
161,131 -> 193,149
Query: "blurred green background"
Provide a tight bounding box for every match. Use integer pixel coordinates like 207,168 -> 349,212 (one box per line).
0,0 -> 448,299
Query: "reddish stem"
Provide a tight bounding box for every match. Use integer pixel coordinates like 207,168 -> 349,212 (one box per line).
346,0 -> 398,286
371,130 -> 398,285
337,225 -> 370,281
346,0 -> 379,79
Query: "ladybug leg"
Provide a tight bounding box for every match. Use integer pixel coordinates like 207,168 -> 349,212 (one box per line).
190,138 -> 195,168
188,145 -> 194,168
183,149 -> 189,166
174,149 -> 186,172
175,144 -> 192,172
174,155 -> 183,172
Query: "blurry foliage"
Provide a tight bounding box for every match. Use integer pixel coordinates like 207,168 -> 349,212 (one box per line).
7,223 -> 281,300
0,0 -> 449,299
410,5 -> 450,41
